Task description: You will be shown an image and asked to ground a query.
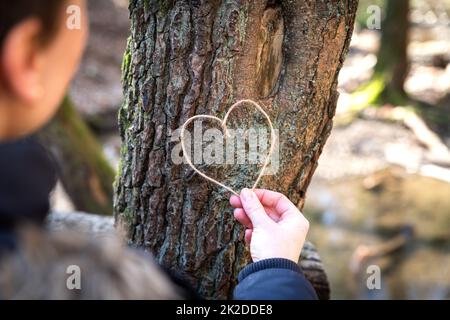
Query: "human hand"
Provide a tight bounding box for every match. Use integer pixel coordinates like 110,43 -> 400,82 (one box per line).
230,188 -> 309,263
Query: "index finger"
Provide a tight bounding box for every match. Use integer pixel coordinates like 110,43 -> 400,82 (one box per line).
254,189 -> 298,216
230,189 -> 298,215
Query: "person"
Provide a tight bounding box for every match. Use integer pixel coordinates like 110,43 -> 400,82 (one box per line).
0,0 -> 317,300
230,189 -> 317,299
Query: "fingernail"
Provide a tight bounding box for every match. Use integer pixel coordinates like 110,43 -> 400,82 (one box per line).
241,188 -> 252,201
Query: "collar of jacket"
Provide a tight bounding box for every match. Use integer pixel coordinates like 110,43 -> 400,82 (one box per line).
0,136 -> 56,239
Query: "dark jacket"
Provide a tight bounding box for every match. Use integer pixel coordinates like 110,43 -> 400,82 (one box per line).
0,137 -> 318,300
0,137 -> 57,255
234,258 -> 318,300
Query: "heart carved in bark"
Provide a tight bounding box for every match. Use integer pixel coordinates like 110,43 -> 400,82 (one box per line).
180,99 -> 276,196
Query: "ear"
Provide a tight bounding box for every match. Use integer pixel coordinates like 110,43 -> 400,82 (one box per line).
1,18 -> 45,104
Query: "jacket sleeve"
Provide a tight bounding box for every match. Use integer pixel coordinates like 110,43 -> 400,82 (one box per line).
233,258 -> 318,300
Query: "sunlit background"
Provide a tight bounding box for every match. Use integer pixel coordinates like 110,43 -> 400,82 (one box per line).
305,0 -> 450,299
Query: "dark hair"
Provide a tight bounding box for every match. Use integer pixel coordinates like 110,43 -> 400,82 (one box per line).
0,0 -> 66,47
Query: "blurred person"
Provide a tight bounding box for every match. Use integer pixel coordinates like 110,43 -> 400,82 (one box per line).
0,0 -> 316,299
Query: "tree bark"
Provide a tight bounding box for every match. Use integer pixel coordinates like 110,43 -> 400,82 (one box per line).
114,0 -> 358,299
373,0 -> 410,101
38,96 -> 115,216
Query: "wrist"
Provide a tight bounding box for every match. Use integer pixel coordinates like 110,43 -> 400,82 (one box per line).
253,254 -> 299,264
238,258 -> 302,282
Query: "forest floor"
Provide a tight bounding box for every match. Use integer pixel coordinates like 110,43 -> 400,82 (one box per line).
317,26 -> 450,182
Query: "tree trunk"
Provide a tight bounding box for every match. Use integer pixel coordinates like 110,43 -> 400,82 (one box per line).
373,0 -> 410,102
114,0 -> 358,299
38,96 -> 115,216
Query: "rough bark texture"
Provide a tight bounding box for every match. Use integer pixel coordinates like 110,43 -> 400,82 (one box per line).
38,96 -> 115,215
114,0 -> 358,299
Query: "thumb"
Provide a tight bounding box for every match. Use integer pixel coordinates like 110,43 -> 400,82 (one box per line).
240,188 -> 271,227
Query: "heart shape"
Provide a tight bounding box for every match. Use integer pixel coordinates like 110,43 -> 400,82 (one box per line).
180,99 -> 276,195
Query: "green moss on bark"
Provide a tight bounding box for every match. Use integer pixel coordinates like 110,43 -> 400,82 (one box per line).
39,96 -> 115,215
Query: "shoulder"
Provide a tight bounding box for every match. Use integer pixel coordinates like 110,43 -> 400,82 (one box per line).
0,226 -> 181,299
